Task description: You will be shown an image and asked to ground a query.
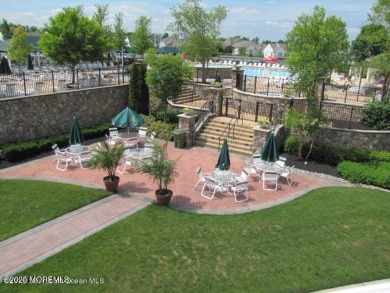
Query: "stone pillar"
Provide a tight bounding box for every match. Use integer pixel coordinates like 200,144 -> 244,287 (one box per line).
209,87 -> 226,117
231,67 -> 244,90
178,113 -> 196,147
252,125 -> 272,154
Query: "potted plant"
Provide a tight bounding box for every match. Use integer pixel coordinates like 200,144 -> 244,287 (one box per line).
182,107 -> 196,116
259,118 -> 271,129
136,142 -> 179,206
86,141 -> 125,192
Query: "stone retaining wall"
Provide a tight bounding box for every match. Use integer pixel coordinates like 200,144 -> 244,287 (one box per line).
193,67 -> 232,80
318,128 -> 390,151
0,85 -> 128,145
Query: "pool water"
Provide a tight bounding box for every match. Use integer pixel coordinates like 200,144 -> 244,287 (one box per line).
243,67 -> 291,78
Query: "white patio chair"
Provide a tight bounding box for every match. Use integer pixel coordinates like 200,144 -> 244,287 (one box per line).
109,127 -> 119,139
279,166 -> 294,185
245,159 -> 259,179
52,144 -> 73,171
228,181 -> 249,202
117,150 -> 134,174
194,167 -> 210,190
201,177 -> 224,200
138,127 -> 147,138
262,171 -> 279,191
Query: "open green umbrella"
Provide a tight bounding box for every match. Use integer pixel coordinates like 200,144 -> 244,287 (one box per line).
215,139 -> 230,171
260,133 -> 279,163
111,107 -> 144,135
69,117 -> 85,145
0,56 -> 11,74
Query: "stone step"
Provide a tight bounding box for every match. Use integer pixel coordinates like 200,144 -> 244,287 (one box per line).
195,138 -> 253,156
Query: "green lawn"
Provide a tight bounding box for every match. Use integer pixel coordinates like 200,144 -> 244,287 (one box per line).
0,186 -> 389,293
0,179 -> 111,241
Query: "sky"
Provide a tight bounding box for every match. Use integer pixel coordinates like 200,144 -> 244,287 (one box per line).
0,0 -> 377,42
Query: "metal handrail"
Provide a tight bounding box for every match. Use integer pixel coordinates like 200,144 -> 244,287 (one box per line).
217,97 -> 242,151
194,100 -> 214,136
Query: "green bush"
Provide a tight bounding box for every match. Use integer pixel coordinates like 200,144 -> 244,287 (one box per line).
369,150 -> 390,162
283,136 -> 300,156
283,135 -> 382,166
1,123 -> 111,162
338,161 -> 390,189
147,120 -> 176,141
361,101 -> 390,130
152,108 -> 181,124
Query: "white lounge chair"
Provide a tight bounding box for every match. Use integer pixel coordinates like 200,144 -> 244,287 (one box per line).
52,144 -> 73,171
262,171 -> 279,191
194,167 -> 210,189
228,181 -> 249,202
201,177 -> 224,200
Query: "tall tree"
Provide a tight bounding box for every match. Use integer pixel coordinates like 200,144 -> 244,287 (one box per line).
7,26 -> 33,72
365,0 -> 390,101
168,0 -> 227,83
365,52 -> 390,101
351,23 -> 389,61
0,19 -> 13,40
369,0 -> 390,29
145,49 -> 193,121
93,4 -> 114,63
113,12 -> 127,67
132,16 -> 154,55
285,6 -> 349,159
129,63 -> 150,115
39,6 -> 109,84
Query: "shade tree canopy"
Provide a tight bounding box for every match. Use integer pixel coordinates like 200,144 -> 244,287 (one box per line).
39,6 -> 109,83
168,0 -> 227,83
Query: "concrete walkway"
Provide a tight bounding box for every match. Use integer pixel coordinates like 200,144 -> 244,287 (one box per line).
0,193 -> 151,279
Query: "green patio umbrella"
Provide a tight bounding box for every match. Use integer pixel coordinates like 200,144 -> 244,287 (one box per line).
0,56 -> 11,74
69,117 -> 85,145
27,54 -> 34,70
111,107 -> 144,135
215,139 -> 230,171
260,133 -> 279,163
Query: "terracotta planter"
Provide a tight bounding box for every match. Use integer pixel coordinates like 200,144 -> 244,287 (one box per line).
155,189 -> 173,206
103,175 -> 120,192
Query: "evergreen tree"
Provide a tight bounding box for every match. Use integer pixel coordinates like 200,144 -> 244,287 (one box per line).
129,63 -> 140,111
138,63 -> 150,115
128,63 -> 150,115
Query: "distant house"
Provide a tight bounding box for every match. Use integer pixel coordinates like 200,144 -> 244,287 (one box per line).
159,36 -> 185,48
222,38 -> 263,56
263,43 -> 286,59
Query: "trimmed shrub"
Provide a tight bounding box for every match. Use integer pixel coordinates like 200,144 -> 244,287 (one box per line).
1,123 -> 111,162
283,136 -> 300,156
361,101 -> 390,130
338,161 -> 390,189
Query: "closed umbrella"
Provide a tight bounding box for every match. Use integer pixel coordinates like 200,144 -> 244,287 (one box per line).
260,133 -> 279,163
0,56 -> 11,74
69,117 -> 85,145
215,139 -> 230,171
27,54 -> 34,70
111,107 -> 144,135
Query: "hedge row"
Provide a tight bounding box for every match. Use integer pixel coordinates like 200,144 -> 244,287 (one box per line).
337,161 -> 390,189
283,136 -> 390,166
1,123 -> 111,162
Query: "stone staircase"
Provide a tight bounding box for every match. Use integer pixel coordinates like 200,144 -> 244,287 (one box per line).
174,86 -> 202,104
195,117 -> 257,156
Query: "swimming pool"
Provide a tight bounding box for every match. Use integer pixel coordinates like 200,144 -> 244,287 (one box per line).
243,67 -> 291,78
